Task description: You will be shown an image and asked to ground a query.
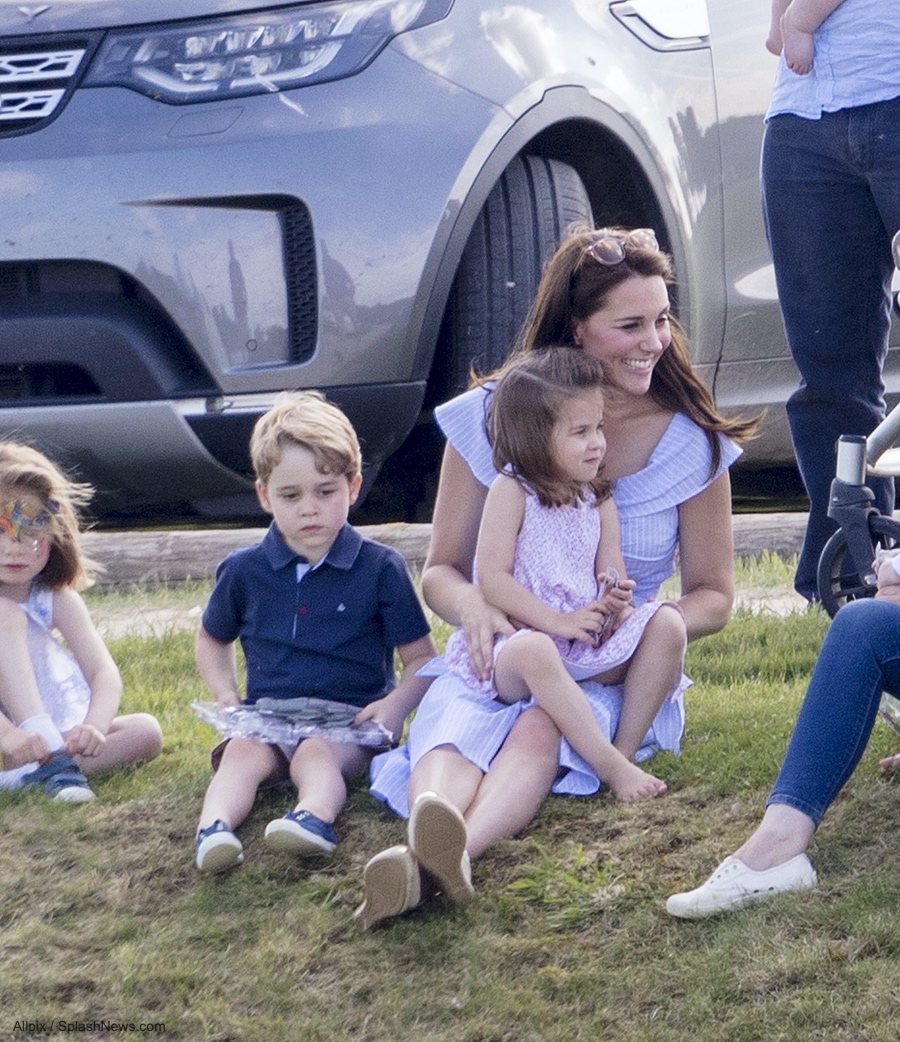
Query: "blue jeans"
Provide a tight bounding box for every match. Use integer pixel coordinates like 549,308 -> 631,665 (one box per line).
768,597 -> 900,825
762,98 -> 900,599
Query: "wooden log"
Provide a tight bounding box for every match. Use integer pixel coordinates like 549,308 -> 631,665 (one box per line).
79,515 -> 807,588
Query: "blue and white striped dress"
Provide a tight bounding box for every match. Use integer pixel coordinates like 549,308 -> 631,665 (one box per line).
369,385 -> 742,814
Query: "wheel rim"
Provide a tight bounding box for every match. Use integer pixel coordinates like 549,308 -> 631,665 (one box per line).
818,515 -> 900,617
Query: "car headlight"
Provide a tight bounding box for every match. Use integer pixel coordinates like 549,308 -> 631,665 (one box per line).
83,0 -> 453,103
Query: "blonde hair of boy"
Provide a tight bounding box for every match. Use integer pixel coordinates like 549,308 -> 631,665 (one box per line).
250,391 -> 363,485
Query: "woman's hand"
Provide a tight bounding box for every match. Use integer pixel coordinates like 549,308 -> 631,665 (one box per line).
459,584 -> 516,681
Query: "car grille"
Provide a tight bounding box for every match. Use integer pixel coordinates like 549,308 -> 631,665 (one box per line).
282,202 -> 318,364
0,34 -> 99,136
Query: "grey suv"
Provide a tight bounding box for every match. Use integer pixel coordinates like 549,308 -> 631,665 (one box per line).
0,0 -> 803,521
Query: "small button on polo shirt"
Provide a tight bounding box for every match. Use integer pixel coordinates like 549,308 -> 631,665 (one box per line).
202,522 -> 430,707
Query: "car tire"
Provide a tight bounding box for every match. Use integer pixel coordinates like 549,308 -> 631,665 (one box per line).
357,155 -> 592,524
448,153 -> 594,393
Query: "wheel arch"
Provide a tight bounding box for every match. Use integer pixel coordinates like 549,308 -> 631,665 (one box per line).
410,85 -> 690,407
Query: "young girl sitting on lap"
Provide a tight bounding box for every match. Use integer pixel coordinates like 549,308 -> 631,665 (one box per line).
440,348 -> 687,802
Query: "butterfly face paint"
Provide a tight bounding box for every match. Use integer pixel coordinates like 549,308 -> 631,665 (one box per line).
0,499 -> 56,544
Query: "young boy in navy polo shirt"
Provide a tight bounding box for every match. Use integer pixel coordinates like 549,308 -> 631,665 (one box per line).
193,392 -> 436,873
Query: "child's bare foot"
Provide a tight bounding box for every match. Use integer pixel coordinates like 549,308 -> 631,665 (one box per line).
782,26 -> 814,75
604,759 -> 667,802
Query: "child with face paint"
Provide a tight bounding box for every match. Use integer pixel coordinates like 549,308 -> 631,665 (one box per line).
0,443 -> 162,801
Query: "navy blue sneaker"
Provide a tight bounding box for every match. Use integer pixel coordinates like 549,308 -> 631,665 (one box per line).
22,750 -> 95,804
264,809 -> 336,856
195,819 -> 244,873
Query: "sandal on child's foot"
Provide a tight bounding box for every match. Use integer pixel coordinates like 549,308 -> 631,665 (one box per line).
195,820 -> 244,874
264,809 -> 337,856
354,845 -> 422,930
408,791 -> 474,905
22,750 -> 95,804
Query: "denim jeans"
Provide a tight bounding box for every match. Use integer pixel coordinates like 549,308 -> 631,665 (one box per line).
762,97 -> 900,599
768,597 -> 900,825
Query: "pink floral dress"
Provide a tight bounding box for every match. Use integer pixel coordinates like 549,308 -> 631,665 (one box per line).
440,486 -> 674,696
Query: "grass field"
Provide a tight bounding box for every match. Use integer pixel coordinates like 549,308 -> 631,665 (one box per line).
3,556 -> 900,1042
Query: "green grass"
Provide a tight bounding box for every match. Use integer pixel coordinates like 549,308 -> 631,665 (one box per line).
4,557 -> 900,1041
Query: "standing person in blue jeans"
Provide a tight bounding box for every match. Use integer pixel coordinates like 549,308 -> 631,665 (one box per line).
762,0 -> 900,600
193,391 -> 436,874
667,552 -> 900,918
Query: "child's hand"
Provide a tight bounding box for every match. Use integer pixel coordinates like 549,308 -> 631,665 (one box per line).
355,699 -> 404,744
598,581 -> 634,617
605,602 -> 634,638
552,604 -> 609,645
595,570 -> 634,640
875,551 -> 900,592
876,555 -> 900,605
0,727 -> 49,770
64,723 -> 107,759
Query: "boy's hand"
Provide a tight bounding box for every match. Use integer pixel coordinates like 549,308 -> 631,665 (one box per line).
0,727 -> 49,770
64,723 -> 107,758
354,699 -> 404,744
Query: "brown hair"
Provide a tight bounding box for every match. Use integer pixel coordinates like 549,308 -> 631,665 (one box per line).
250,391 -> 362,485
0,442 -> 94,590
511,224 -> 759,474
487,348 -> 611,508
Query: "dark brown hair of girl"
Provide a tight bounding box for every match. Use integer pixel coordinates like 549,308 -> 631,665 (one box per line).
486,348 -> 612,508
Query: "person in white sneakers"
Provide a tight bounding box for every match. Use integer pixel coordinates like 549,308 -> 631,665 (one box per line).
667,551 -> 900,918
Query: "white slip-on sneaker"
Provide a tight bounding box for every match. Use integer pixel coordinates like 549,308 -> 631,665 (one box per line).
408,791 -> 474,905
666,854 -> 818,919
354,845 -> 422,930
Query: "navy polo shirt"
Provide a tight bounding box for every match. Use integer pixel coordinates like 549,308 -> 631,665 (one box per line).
202,522 -> 431,707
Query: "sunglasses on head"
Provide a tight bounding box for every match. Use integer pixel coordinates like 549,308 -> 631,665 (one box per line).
584,228 -> 659,265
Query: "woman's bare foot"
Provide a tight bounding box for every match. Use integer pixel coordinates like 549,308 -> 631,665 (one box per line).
604,758 -> 667,802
